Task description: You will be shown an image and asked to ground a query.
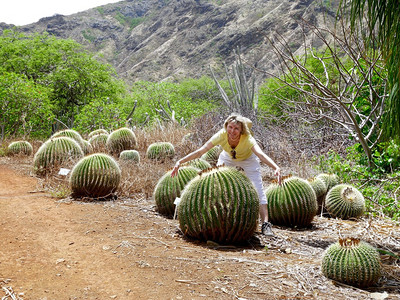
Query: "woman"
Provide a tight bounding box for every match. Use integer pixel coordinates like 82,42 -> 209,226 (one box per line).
171,114 -> 281,236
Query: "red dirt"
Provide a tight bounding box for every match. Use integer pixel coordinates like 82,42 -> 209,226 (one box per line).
0,157 -> 399,300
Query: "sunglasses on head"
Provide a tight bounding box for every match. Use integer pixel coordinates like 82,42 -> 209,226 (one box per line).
231,149 -> 236,159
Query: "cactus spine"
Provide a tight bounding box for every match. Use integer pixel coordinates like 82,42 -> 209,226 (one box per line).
7,141 -> 33,156
265,176 -> 317,227
322,238 -> 381,287
69,153 -> 121,198
154,166 -> 199,216
178,166 -> 259,243
325,184 -> 365,219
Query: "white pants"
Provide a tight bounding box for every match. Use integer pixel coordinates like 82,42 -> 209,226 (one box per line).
217,151 -> 268,205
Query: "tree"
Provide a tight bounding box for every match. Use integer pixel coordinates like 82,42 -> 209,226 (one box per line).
345,0 -> 400,141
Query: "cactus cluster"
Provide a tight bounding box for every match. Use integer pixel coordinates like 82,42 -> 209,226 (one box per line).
322,238 -> 381,287
69,153 -> 121,198
265,176 -> 317,228
178,166 -> 259,243
154,166 -> 199,216
106,127 -> 137,155
325,184 -> 365,219
119,150 -> 140,164
33,137 -> 84,175
7,141 -> 33,156
146,142 -> 175,160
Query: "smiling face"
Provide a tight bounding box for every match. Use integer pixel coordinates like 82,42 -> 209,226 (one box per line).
226,121 -> 242,141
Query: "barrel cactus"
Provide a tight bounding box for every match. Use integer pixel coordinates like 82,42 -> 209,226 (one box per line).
325,184 -> 365,219
178,166 -> 259,243
308,177 -> 328,214
33,137 -> 84,175
146,142 -> 175,160
200,145 -> 222,166
182,158 -> 211,170
88,128 -> 108,139
89,133 -> 108,152
119,150 -> 140,164
69,153 -> 121,198
52,129 -> 86,149
154,166 -> 199,216
322,238 -> 381,287
81,139 -> 93,155
7,141 -> 33,156
265,176 -> 317,228
316,173 -> 339,191
106,127 -> 137,155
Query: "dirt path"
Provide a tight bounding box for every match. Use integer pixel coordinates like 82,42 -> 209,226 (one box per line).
0,159 -> 399,300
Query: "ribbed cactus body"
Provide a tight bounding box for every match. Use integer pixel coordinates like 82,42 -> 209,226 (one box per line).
81,139 -> 93,155
322,238 -> 381,287
200,146 -> 222,166
178,166 -> 259,243
52,129 -> 85,149
89,133 -> 108,152
119,150 -> 140,164
308,177 -> 328,214
69,153 -> 121,198
33,137 -> 84,175
183,158 -> 211,170
325,184 -> 365,219
316,173 -> 339,191
154,166 -> 199,216
265,176 -> 317,227
106,127 -> 137,155
146,142 -> 175,160
7,141 -> 33,156
88,129 -> 108,138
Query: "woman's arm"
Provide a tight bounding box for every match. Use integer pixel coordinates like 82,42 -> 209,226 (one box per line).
251,143 -> 281,183
171,140 -> 214,177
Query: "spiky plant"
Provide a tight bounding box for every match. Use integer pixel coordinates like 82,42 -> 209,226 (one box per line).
182,158 -> 211,170
88,128 -> 108,138
33,137 -> 84,175
308,177 -> 328,214
322,238 -> 381,287
146,142 -> 175,160
316,173 -> 340,191
325,184 -> 365,219
89,133 -> 108,152
178,166 -> 259,243
119,150 -> 140,164
200,145 -> 222,166
265,176 -> 317,228
69,153 -> 121,198
52,129 -> 86,149
106,127 -> 137,155
7,141 -> 33,156
154,166 -> 199,216
81,139 -> 93,155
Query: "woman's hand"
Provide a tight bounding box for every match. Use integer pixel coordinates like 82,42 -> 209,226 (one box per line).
275,167 -> 282,185
171,162 -> 180,177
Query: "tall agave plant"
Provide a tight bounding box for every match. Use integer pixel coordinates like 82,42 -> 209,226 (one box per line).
322,238 -> 381,287
69,153 -> 121,198
154,166 -> 199,216
7,141 -> 33,156
178,166 -> 259,243
325,184 -> 365,219
200,145 -> 222,166
33,137 -> 84,175
146,142 -> 175,160
106,127 -> 137,155
119,150 -> 140,164
265,176 -> 317,227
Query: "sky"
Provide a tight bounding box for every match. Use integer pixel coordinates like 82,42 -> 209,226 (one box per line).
0,0 -> 122,26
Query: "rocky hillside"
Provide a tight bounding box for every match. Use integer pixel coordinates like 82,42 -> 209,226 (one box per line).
1,0 -> 337,84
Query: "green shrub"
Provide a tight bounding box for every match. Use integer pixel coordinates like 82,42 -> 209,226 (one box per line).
322,238 -> 381,287
325,184 -> 365,219
69,153 -> 121,198
178,166 -> 259,243
7,141 -> 33,156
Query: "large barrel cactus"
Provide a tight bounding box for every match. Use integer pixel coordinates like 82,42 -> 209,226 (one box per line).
178,166 -> 259,243
7,141 -> 33,156
154,166 -> 199,216
119,150 -> 140,164
69,153 -> 121,198
308,176 -> 328,214
146,142 -> 175,160
325,184 -> 365,219
322,238 -> 381,287
89,133 -> 109,152
106,127 -> 137,155
88,128 -> 108,139
33,137 -> 84,175
265,176 -> 317,228
182,158 -> 211,170
200,145 -> 222,166
316,173 -> 339,191
52,129 -> 85,149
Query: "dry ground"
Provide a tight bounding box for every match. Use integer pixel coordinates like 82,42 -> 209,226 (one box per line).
0,156 -> 399,300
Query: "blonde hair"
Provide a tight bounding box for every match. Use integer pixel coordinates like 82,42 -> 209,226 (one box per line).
223,113 -> 252,136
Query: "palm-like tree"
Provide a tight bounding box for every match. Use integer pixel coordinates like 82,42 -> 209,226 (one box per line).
346,0 -> 400,140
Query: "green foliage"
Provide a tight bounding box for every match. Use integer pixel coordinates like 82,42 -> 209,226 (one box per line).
265,176 -> 317,227
178,166 -> 259,243
69,153 -> 121,198
322,238 -> 381,288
